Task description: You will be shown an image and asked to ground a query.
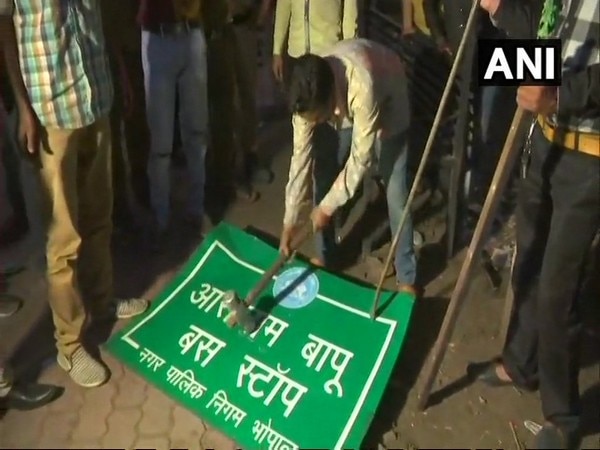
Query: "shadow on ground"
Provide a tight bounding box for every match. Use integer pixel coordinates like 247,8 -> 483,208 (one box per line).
363,295 -> 449,447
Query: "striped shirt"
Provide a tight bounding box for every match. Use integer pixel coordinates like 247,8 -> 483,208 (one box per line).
285,39 -> 410,226
5,0 -> 113,129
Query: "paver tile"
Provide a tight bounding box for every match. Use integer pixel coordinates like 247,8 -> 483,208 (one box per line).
102,407 -> 142,449
0,407 -> 46,448
38,410 -> 78,447
200,428 -> 237,450
133,435 -> 171,450
138,386 -> 175,436
71,383 -> 115,441
169,405 -> 206,448
68,439 -> 103,449
115,371 -> 148,408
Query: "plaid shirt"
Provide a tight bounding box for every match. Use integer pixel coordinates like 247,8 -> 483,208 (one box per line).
3,0 -> 113,129
493,0 -> 600,134
285,39 -> 410,226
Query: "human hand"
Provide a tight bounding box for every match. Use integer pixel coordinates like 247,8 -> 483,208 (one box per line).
272,55 -> 284,83
480,0 -> 501,15
310,206 -> 332,231
279,225 -> 297,257
436,38 -> 453,57
516,85 -> 557,115
17,105 -> 40,155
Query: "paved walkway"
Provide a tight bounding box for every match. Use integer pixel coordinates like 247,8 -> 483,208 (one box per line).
1,120 -> 598,449
0,353 -> 235,449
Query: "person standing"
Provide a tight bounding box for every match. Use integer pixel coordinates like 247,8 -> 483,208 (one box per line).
473,0 -> 599,447
1,0 -> 149,388
272,0 -> 359,83
203,0 -> 261,204
102,0 -> 151,230
139,0 -> 209,246
230,0 -> 274,191
0,353 -> 61,411
280,39 -> 417,294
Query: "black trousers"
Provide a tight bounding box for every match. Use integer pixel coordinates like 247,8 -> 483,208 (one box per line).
503,125 -> 600,433
1,109 -> 28,225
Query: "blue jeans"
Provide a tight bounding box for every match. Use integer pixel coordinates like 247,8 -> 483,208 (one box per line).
312,125 -> 417,285
142,29 -> 209,229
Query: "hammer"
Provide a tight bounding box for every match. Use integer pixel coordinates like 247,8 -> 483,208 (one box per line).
221,223 -> 313,333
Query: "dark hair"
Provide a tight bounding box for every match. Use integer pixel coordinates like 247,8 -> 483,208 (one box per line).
287,54 -> 335,115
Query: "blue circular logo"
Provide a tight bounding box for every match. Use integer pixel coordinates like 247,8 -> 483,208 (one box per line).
272,267 -> 319,309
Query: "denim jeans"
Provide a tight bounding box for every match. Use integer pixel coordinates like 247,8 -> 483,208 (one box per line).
142,29 -> 209,229
312,125 -> 417,285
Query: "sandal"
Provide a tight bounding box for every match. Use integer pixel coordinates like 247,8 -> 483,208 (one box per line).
234,185 -> 260,203
535,422 -> 580,450
467,359 -> 538,391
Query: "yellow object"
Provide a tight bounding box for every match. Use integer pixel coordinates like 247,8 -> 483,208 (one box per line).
412,0 -> 431,35
273,0 -> 358,57
537,115 -> 600,158
174,0 -> 203,22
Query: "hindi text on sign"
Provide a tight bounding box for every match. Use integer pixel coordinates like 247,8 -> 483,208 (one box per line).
301,333 -> 354,397
179,324 -> 227,367
237,355 -> 308,418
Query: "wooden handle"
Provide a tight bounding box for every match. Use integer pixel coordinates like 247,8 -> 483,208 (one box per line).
416,107 -> 530,411
226,313 -> 237,328
244,223 -> 313,307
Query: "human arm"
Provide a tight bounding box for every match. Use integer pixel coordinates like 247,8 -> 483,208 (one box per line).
284,114 -> 315,227
319,85 -> 379,216
0,8 -> 39,154
557,63 -> 600,121
401,0 -> 416,35
100,0 -> 134,117
479,0 -> 544,39
515,64 -> 600,118
422,0 -> 447,46
280,114 -> 314,254
342,0 -> 358,40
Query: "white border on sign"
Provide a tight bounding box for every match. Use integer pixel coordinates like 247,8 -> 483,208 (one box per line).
121,240 -> 398,450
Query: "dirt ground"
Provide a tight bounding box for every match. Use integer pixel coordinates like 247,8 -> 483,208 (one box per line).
0,116 -> 598,449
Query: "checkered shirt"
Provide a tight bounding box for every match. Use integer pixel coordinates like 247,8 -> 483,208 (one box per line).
492,0 -> 599,134
550,0 -> 599,133
3,0 -> 113,129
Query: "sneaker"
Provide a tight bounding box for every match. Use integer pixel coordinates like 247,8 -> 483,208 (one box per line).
113,298 -> 149,319
57,346 -> 109,388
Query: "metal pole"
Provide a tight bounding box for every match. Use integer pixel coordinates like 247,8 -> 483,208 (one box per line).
371,0 -> 482,319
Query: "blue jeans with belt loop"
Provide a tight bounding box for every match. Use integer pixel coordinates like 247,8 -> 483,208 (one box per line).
312,125 -> 417,286
142,28 -> 209,229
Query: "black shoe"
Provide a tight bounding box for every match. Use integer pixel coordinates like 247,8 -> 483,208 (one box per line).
535,423 -> 581,450
0,293 -> 23,319
0,383 -> 62,411
467,359 -> 538,391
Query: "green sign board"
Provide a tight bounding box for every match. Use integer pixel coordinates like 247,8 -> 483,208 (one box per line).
107,223 -> 414,449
